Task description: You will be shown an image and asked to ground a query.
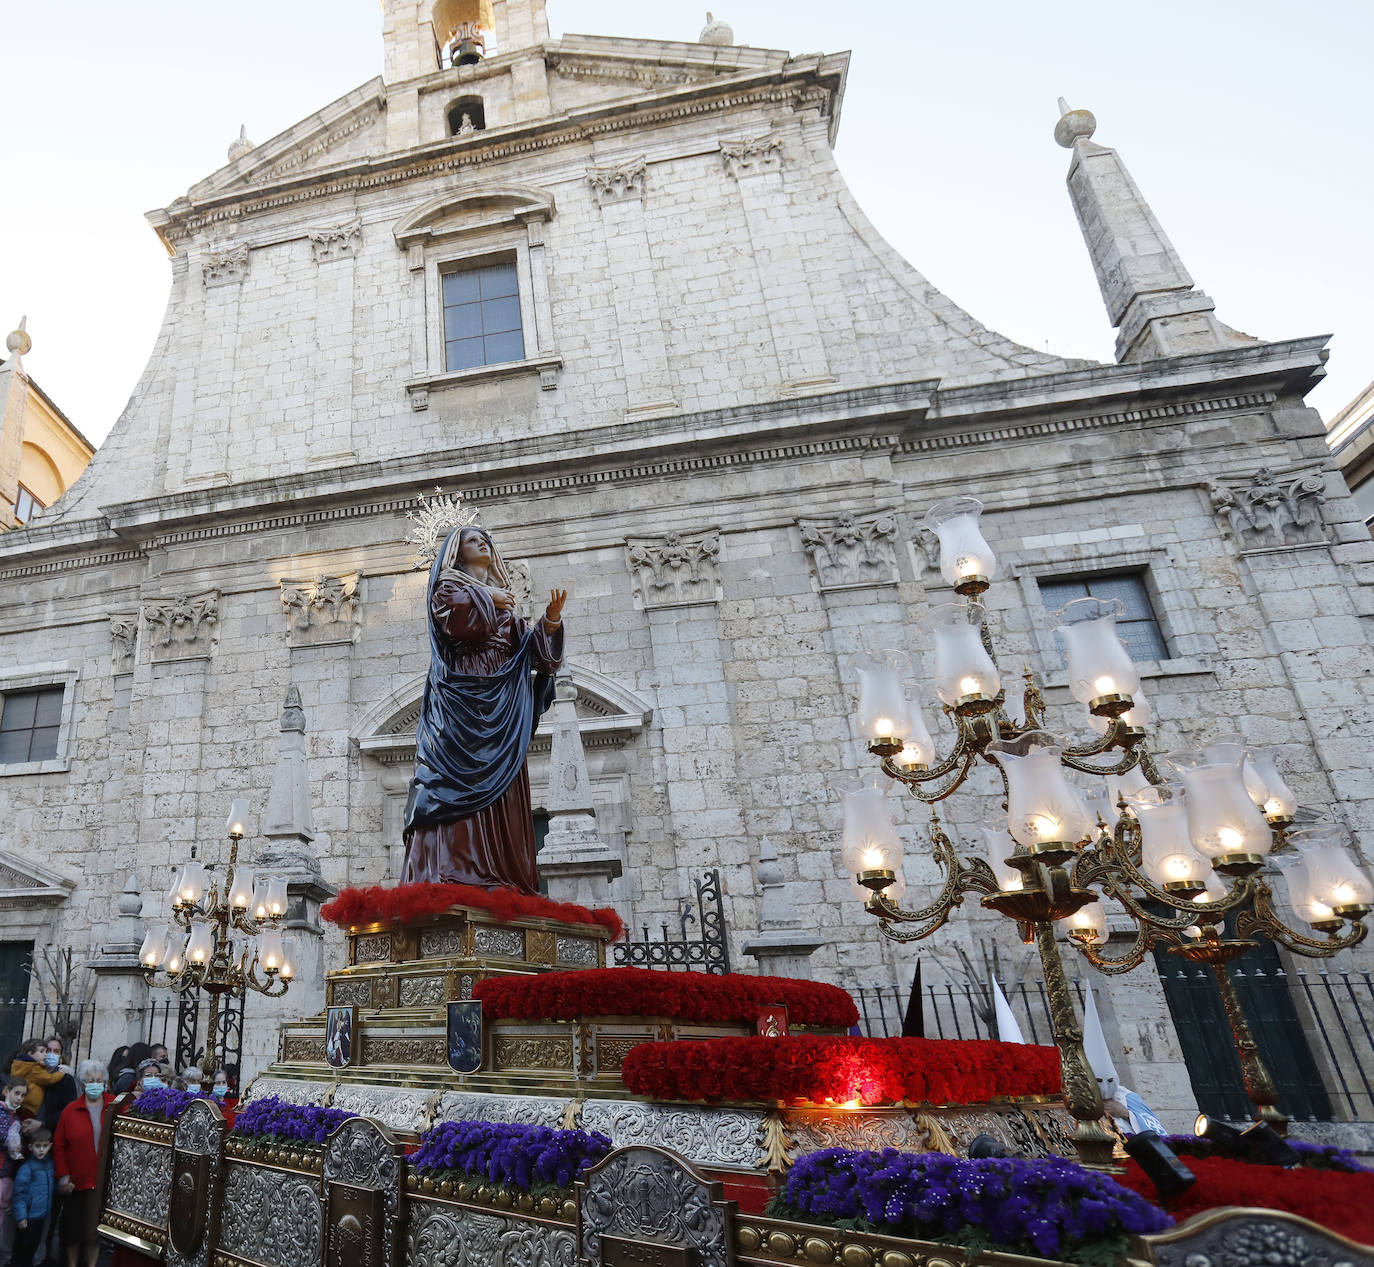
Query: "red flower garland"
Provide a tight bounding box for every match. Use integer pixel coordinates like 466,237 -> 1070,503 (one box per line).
473,968 -> 860,1029
619,1035 -> 1062,1106
320,883 -> 625,941
1118,1155 -> 1374,1245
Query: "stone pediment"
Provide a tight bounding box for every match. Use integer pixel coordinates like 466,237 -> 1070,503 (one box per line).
392,184 -> 555,248
353,663 -> 651,764
0,849 -> 77,907
183,78 -> 388,202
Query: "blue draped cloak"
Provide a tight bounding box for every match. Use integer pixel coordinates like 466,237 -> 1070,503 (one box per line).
402,538 -> 560,891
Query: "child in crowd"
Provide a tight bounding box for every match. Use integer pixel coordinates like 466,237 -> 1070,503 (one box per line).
12,1127 -> 53,1267
0,1076 -> 26,1244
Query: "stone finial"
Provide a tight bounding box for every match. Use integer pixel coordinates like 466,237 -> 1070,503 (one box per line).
117,873 -> 142,919
742,836 -> 825,978
5,317 -> 31,360
262,684 -> 316,844
228,124 -> 255,163
700,11 -> 734,45
1054,98 -> 1097,149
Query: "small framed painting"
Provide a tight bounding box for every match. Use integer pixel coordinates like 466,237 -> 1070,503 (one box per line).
325,1004 -> 356,1069
756,1005 -> 789,1038
447,1000 -> 484,1074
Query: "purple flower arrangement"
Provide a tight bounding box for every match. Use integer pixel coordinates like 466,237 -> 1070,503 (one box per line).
126,1087 -> 208,1122
232,1095 -> 358,1147
411,1120 -> 612,1192
1162,1132 -> 1372,1174
770,1149 -> 1173,1263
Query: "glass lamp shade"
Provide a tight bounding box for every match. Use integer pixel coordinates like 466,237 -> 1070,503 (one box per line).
249,879 -> 270,922
139,924 -> 169,969
265,877 -> 288,918
830,776 -> 904,876
1125,786 -> 1208,889
225,798 -> 252,839
894,701 -> 935,769
1088,688 -> 1151,737
1054,597 -> 1141,705
185,922 -> 214,966
1276,855 -> 1336,926
987,731 -> 1094,851
1288,826 -> 1374,913
1192,868 -> 1230,906
166,868 -> 183,906
854,651 -> 912,744
922,603 -> 1001,707
981,826 -> 1024,892
258,927 -> 286,973
280,936 -> 298,980
164,937 -> 186,977
1243,750 -> 1298,821
849,873 -> 907,905
1162,743 -> 1273,862
1063,903 -> 1106,945
228,868 -> 255,911
924,496 -> 997,587
177,861 -> 208,906
1081,784 -> 1118,830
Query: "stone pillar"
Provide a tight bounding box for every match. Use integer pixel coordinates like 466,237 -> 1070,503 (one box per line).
89,875 -> 153,1067
742,838 -> 824,979
538,670 -> 624,908
255,686 -> 334,1052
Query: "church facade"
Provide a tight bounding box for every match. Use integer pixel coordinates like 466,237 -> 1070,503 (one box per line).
2,0 -> 1372,1127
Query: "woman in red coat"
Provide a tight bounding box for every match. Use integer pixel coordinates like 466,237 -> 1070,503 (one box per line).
53,1060 -> 111,1267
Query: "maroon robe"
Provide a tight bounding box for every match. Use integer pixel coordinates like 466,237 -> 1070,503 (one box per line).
402,579 -> 563,892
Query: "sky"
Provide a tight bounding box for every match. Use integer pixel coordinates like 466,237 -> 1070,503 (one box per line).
3,0 -> 1371,446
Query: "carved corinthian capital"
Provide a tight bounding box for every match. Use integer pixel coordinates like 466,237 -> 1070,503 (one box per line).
798,509 -> 899,589
587,155 -> 647,205
309,218 -> 361,263
720,132 -> 784,178
1206,466 -> 1328,549
141,592 -> 219,661
626,531 -> 722,608
279,573 -> 360,646
110,614 -> 138,671
202,243 -> 248,286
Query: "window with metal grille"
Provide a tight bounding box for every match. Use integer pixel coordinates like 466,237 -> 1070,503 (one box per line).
1039,573 -> 1169,662
442,260 -> 524,372
0,686 -> 64,764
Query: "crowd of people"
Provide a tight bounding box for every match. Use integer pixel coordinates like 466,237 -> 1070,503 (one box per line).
0,1036 -> 237,1267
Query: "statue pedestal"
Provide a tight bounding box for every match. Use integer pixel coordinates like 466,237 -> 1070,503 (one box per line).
539,816 -> 623,909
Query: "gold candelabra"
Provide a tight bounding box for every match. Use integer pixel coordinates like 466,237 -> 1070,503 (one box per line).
844,497 -> 1370,1168
138,801 -> 295,1073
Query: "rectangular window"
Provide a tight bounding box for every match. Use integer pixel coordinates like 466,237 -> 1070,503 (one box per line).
0,686 -> 64,764
1039,572 -> 1168,662
13,486 -> 40,525
442,260 -> 524,372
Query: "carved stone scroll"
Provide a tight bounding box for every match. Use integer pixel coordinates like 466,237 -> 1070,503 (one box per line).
1207,466 -> 1328,548
322,1116 -> 404,1267
626,531 -> 722,608
279,573 -> 360,646
142,592 -> 218,661
577,1145 -> 734,1267
310,218 -> 362,263
110,614 -> 138,671
720,132 -> 784,179
220,1160 -> 322,1267
579,1101 -> 762,1169
408,1202 -> 576,1267
167,1098 -> 226,1267
1141,1205 -> 1372,1267
799,509 -> 899,588
203,243 -> 248,286
587,155 -> 647,205
106,1135 -> 173,1232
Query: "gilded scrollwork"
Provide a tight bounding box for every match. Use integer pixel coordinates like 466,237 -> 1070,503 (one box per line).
579,1147 -> 730,1267
107,1137 -> 173,1227
399,975 -> 446,1006
355,933 -> 392,963
782,1107 -> 921,1156
331,977 -> 374,1008
578,1102 -> 761,1168
555,936 -> 598,966
1143,1208 -> 1370,1267
420,927 -> 467,958
331,1084 -> 435,1134
435,1092 -> 572,1129
359,1036 -> 445,1067
474,926 -> 525,958
409,1203 -> 576,1267
220,1162 -> 321,1267
493,1036 -> 574,1072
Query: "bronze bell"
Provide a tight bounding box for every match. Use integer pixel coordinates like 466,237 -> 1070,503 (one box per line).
454,37 -> 482,65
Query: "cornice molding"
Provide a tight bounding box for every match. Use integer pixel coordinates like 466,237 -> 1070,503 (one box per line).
154,71 -> 837,244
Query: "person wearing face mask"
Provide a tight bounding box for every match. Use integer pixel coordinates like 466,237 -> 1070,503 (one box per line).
178,1066 -> 204,1094
53,1061 -> 110,1267
37,1038 -> 77,1136
9,1040 -> 66,1119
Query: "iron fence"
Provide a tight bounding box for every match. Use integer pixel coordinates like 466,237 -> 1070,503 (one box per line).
857,967 -> 1374,1124
0,997 -> 181,1067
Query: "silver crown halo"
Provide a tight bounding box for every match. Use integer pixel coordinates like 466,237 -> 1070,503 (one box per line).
405,487 -> 482,570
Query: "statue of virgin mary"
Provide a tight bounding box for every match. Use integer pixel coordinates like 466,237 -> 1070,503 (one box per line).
403,524 -> 566,892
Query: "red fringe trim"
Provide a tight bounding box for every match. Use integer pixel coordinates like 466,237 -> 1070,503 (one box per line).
320,882 -> 625,941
